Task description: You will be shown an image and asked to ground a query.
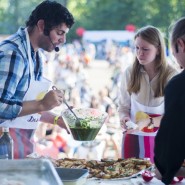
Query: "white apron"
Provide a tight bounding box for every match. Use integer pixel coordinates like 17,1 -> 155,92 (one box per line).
122,95 -> 164,160
1,28 -> 51,129
130,94 -> 164,136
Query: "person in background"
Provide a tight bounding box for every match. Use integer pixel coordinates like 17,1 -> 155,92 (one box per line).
154,17 -> 185,184
0,0 -> 74,158
34,122 -> 68,159
118,25 -> 178,162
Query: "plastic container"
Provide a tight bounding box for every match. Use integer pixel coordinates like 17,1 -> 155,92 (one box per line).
56,167 -> 89,185
0,159 -> 63,185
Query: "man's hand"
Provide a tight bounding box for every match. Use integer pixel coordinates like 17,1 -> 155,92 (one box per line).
40,88 -> 64,111
57,116 -> 70,134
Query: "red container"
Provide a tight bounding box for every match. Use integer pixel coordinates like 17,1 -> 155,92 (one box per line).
142,171 -> 154,182
171,177 -> 184,184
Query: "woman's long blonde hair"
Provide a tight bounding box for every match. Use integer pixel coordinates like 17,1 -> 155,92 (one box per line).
128,25 -> 173,97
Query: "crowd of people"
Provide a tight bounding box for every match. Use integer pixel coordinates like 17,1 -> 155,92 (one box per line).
33,40 -> 126,160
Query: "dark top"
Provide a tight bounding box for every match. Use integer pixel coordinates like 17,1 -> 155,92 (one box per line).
154,70 -> 185,184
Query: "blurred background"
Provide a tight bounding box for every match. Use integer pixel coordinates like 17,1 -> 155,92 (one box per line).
0,0 -> 184,40
0,0 -> 184,160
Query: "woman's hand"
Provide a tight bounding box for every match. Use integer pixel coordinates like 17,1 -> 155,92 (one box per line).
122,119 -> 149,134
120,116 -> 130,130
120,117 -> 138,134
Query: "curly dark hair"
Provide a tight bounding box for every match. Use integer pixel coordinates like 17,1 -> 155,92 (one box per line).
26,0 -> 74,31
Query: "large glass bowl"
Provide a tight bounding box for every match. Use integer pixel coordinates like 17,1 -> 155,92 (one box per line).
62,108 -> 108,141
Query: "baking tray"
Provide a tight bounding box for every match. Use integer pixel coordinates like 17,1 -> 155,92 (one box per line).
0,159 -> 63,185
55,167 -> 88,185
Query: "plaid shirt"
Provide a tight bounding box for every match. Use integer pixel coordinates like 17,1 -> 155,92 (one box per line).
0,27 -> 43,122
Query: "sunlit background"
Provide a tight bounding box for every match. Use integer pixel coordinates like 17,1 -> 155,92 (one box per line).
0,0 -> 183,160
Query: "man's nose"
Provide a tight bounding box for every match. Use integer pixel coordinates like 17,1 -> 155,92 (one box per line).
59,35 -> 66,44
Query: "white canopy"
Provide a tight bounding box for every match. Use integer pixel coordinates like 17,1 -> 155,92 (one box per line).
83,30 -> 135,42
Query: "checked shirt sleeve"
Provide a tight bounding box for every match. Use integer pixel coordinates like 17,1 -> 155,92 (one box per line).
0,49 -> 28,122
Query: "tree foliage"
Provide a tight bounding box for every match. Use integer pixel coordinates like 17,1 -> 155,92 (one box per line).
0,0 -> 185,41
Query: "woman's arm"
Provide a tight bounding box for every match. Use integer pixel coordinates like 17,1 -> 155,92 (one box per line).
118,68 -> 132,124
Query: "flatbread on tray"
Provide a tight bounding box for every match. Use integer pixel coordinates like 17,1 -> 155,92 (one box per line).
54,157 -> 153,179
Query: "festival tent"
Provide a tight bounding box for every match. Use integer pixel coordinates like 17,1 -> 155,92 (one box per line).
83,30 -> 135,43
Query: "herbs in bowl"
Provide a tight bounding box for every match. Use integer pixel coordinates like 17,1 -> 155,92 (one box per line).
62,108 -> 108,141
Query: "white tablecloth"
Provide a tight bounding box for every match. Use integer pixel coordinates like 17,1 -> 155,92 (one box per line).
85,177 -> 185,185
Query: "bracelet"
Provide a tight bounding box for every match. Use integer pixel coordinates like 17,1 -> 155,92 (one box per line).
53,116 -> 60,126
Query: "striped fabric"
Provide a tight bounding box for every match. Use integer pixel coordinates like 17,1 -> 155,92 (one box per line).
122,134 -> 156,163
122,114 -> 161,162
9,128 -> 34,159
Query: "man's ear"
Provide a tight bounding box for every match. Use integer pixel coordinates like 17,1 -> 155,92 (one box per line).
177,38 -> 185,52
37,20 -> 45,34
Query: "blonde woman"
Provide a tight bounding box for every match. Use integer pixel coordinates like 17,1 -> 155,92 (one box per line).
118,25 -> 179,162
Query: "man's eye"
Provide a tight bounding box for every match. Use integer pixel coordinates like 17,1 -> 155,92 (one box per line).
57,31 -> 65,36
58,32 -> 64,36
143,48 -> 149,51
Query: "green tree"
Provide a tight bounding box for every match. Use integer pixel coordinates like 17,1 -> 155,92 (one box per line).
68,0 -> 185,36
0,0 -> 185,41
